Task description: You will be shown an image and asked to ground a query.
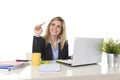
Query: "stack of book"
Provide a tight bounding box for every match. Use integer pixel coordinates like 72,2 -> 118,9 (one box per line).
0,61 -> 29,71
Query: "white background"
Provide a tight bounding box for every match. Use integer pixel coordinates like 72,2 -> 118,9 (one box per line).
0,0 -> 120,61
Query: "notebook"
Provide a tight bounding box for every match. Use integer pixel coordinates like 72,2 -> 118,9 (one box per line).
39,64 -> 61,72
57,37 -> 103,66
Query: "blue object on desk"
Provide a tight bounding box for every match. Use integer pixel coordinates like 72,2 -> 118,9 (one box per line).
0,66 -> 13,71
0,65 -> 13,67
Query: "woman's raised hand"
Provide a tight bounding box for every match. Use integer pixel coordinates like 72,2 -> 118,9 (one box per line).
34,22 -> 45,37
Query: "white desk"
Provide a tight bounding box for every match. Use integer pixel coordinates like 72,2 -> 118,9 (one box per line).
0,61 -> 120,80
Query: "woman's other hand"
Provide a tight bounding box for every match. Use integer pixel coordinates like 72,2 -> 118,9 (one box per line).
34,22 -> 45,37
70,55 -> 73,59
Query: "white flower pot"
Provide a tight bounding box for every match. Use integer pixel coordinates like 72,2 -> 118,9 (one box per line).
107,54 -> 120,68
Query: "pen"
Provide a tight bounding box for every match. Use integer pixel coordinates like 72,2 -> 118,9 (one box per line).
16,59 -> 31,62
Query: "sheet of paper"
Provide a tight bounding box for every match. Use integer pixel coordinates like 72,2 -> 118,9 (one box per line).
39,64 -> 61,72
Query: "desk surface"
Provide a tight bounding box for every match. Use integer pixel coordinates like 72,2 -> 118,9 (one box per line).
0,61 -> 120,80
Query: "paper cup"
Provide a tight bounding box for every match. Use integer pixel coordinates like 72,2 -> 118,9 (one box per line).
26,52 -> 31,60
31,53 -> 41,66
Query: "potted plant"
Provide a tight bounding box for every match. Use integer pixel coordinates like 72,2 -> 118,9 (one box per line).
100,37 -> 120,68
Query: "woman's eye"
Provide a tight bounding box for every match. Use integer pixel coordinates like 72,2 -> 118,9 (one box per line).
57,26 -> 61,29
51,23 -> 55,26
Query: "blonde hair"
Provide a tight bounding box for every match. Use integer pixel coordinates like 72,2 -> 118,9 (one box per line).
43,16 -> 67,49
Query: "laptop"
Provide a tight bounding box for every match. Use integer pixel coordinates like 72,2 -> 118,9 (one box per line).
56,37 -> 103,66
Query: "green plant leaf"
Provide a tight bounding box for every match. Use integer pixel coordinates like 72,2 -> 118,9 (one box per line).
100,37 -> 120,54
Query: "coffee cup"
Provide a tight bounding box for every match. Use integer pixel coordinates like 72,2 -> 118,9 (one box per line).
31,53 -> 41,66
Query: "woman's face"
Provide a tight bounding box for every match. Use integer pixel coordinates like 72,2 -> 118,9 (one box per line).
49,20 -> 62,37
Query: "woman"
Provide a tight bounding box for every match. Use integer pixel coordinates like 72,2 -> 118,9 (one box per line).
32,16 -> 70,60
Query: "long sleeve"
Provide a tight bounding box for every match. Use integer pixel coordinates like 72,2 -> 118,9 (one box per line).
59,41 -> 70,59
32,36 -> 45,54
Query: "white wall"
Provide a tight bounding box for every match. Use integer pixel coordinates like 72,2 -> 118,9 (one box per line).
0,0 -> 120,60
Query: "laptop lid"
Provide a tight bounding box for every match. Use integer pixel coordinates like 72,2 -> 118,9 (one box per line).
71,37 -> 103,66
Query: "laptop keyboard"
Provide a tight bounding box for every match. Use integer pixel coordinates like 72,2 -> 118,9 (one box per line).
62,59 -> 72,64
56,59 -> 73,65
